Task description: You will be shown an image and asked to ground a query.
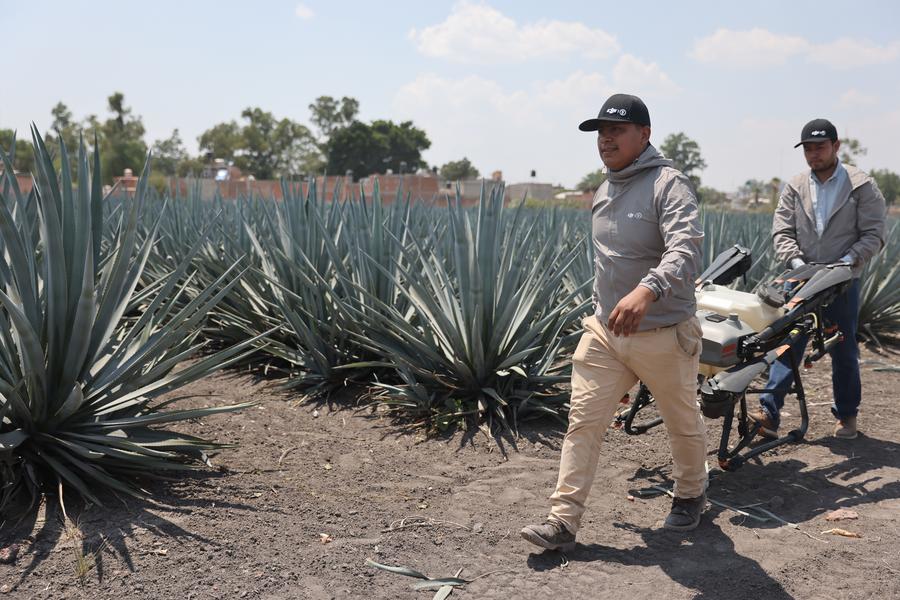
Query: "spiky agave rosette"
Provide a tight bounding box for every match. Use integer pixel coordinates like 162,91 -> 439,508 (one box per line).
0,129 -> 266,513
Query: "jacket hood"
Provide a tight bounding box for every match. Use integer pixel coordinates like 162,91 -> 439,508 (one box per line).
790,162 -> 873,193
843,163 -> 873,190
607,144 -> 673,184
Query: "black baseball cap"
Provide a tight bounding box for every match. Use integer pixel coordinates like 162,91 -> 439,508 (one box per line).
794,118 -> 838,147
579,93 -> 651,131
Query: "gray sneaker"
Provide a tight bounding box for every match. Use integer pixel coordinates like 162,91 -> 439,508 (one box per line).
520,520 -> 576,552
664,493 -> 707,531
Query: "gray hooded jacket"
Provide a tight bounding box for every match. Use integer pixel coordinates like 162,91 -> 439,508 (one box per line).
591,144 -> 703,330
773,163 -> 886,278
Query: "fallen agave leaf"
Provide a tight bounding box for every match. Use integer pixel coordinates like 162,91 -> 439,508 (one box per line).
821,528 -> 861,538
365,559 -> 429,580
433,586 -> 454,600
411,578 -> 468,591
825,508 -> 859,521
432,567 -> 464,600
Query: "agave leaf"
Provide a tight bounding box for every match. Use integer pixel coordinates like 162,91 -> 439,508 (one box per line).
411,578 -> 469,591
0,429 -> 28,450
365,559 -> 429,580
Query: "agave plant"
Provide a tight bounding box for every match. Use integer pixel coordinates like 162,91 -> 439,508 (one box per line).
344,185 -> 592,430
0,130 -> 265,513
242,180 -> 362,393
858,220 -> 900,343
699,209 -> 779,290
142,188 -> 282,361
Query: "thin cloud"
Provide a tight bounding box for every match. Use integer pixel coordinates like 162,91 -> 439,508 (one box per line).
295,4 -> 314,20
690,28 -> 808,67
837,88 -> 879,109
613,54 -> 681,96
690,28 -> 900,69
393,56 -> 680,184
408,1 -> 619,64
809,37 -> 900,68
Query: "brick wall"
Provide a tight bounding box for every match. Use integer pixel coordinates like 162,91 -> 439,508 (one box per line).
358,174 -> 441,203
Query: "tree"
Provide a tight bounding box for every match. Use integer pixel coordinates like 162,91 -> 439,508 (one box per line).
870,168 -> 900,206
235,107 -> 318,179
371,120 -> 430,174
768,177 -> 783,203
839,137 -> 867,166
740,179 -> 767,206
99,92 -> 148,183
197,121 -> 242,162
198,109 -> 320,179
325,121 -> 389,179
176,157 -> 206,178
46,102 -> 80,155
0,129 -> 35,174
697,186 -> 728,206
151,129 -> 189,176
577,168 -> 607,192
326,119 -> 430,179
309,96 -> 359,141
660,132 -> 707,189
439,157 -> 480,181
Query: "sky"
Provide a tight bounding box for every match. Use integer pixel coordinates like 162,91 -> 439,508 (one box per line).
2,0 -> 899,191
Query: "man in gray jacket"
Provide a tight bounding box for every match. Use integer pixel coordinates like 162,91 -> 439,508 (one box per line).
521,94 -> 707,552
751,119 -> 886,440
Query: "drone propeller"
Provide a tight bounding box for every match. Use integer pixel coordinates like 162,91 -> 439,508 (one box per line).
783,265 -> 852,309
696,244 -> 751,287
775,262 -> 821,284
710,344 -> 792,394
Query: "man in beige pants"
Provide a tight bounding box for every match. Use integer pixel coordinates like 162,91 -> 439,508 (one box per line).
522,93 -> 708,552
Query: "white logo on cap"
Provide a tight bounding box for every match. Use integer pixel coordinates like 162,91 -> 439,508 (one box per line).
606,107 -> 619,114
811,130 -> 826,135
618,109 -> 627,116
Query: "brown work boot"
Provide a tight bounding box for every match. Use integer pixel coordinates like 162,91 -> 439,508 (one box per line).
520,520 -> 576,552
834,416 -> 858,439
748,408 -> 778,440
664,493 -> 707,531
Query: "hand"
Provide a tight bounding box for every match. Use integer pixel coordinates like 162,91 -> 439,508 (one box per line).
608,285 -> 655,337
789,257 -> 806,269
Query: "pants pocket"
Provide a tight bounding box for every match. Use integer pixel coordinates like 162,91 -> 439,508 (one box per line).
674,318 -> 702,357
573,330 -> 593,363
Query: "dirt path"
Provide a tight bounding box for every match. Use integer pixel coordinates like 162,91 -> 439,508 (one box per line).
2,348 -> 900,599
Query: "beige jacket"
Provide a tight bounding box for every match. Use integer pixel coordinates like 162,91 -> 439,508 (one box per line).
773,164 -> 886,278
591,144 -> 703,331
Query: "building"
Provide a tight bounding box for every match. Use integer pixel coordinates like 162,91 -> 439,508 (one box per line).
112,168 -> 139,195
506,182 -> 555,203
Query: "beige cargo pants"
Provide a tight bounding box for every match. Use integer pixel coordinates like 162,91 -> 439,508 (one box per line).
549,315 -> 707,533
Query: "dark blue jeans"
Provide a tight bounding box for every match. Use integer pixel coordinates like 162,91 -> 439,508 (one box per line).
759,278 -> 861,429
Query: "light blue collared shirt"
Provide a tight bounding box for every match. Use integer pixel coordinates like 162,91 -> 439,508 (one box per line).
809,162 -> 849,237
